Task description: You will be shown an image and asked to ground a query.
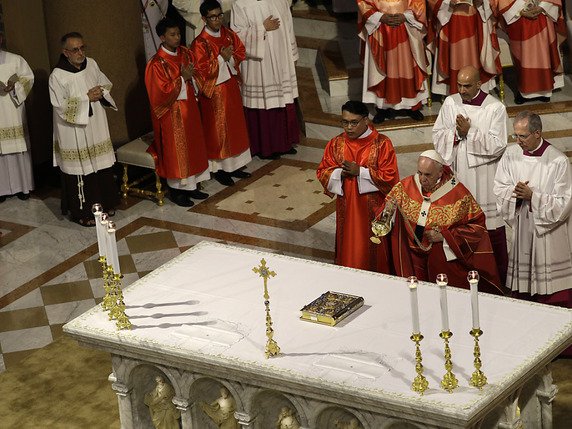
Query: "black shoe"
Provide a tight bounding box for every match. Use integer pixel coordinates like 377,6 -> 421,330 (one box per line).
514,92 -> 526,105
229,169 -> 252,179
0,195 -> 6,203
538,96 -> 551,103
386,108 -> 396,120
16,192 -> 30,200
258,153 -> 281,160
169,189 -> 194,207
213,171 -> 235,186
408,110 -> 424,121
188,189 -> 209,200
284,147 -> 297,155
372,108 -> 386,124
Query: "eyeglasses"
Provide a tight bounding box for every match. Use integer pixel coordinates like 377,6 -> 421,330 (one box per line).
65,45 -> 87,54
206,13 -> 224,21
511,133 -> 531,140
340,116 -> 366,128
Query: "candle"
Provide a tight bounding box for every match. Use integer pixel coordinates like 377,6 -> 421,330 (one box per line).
92,204 -> 105,258
106,221 -> 121,274
100,212 -> 110,266
436,274 -> 449,332
408,276 -> 420,333
468,270 -> 480,329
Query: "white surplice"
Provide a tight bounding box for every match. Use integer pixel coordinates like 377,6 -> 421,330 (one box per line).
433,93 -> 507,229
0,50 -> 35,195
494,142 -> 572,294
231,0 -> 298,109
49,58 -> 117,176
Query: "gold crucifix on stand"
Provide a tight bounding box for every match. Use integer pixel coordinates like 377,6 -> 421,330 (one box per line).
253,259 -> 281,358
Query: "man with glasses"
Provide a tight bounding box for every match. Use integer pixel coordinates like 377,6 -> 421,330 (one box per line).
191,0 -> 252,187
494,111 -> 572,318
433,65 -> 508,285
0,32 -> 35,203
49,32 -> 119,226
317,100 -> 399,272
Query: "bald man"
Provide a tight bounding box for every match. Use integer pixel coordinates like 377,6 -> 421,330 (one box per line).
432,65 -> 508,285
381,150 -> 503,293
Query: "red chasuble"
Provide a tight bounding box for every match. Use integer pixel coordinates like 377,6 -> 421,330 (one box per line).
317,128 -> 399,272
191,27 -> 250,161
385,170 -> 504,294
145,46 -> 208,180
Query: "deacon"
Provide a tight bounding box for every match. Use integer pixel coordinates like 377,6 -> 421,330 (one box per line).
433,65 -> 508,285
358,0 -> 429,123
428,0 -> 501,96
317,100 -> 399,272
494,111 -> 572,309
383,150 -> 503,293
145,17 -> 210,207
498,0 -> 565,104
49,32 -> 119,226
191,0 -> 252,187
231,0 -> 300,159
0,32 -> 35,202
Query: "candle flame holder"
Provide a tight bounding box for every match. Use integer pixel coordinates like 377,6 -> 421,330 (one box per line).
410,333 -> 429,395
439,330 -> 458,393
469,328 -> 487,389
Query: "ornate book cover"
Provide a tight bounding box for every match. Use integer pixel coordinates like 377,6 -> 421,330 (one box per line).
300,291 -> 364,326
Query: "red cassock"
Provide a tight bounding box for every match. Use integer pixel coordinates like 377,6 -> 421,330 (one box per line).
385,170 -> 504,294
190,27 -> 250,161
145,46 -> 208,179
317,128 -> 399,272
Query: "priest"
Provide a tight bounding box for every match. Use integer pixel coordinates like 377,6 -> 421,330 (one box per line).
49,32 -> 119,226
433,65 -> 508,285
231,0 -> 300,159
383,150 -> 503,293
494,111 -> 572,308
191,0 -> 252,187
317,100 -> 399,272
145,17 -> 210,207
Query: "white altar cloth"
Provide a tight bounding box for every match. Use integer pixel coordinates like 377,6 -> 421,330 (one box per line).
64,241 -> 572,427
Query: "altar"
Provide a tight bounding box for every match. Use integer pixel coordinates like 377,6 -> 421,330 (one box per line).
64,241 -> 572,429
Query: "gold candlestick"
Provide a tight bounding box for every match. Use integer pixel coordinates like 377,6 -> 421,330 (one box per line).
469,328 -> 487,389
252,259 -> 280,358
439,330 -> 458,393
410,333 -> 429,395
107,273 -> 132,330
102,263 -> 116,313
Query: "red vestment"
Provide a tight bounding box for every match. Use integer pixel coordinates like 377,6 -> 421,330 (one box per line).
498,0 -> 565,96
385,170 -> 503,294
145,46 -> 208,180
191,27 -> 250,161
317,128 -> 399,272
428,0 -> 501,94
358,0 -> 428,108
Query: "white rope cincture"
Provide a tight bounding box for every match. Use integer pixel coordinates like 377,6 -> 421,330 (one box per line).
77,175 -> 86,210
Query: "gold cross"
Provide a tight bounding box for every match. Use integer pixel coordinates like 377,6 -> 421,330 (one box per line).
252,259 -> 276,280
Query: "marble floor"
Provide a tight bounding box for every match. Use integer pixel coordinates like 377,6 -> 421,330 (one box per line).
0,5 -> 571,427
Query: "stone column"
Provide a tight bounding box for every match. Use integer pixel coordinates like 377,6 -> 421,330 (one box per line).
235,411 -> 256,428
109,374 -> 135,429
173,397 -> 193,429
42,0 -> 151,146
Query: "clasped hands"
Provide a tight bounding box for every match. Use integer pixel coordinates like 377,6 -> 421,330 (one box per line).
450,0 -> 484,8
456,114 -> 470,139
520,5 -> 543,19
2,80 -> 16,94
341,160 -> 360,177
513,181 -> 533,201
380,13 -> 406,27
87,86 -> 104,102
425,227 -> 444,243
220,45 -> 234,62
181,63 -> 195,81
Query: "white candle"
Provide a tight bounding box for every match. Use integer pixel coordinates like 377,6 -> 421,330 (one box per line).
408,276 -> 420,333
100,213 -> 110,266
92,204 -> 105,258
436,274 -> 449,332
468,271 -> 480,329
106,221 -> 121,274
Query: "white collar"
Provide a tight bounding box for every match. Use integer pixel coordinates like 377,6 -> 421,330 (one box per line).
205,27 -> 221,37
161,45 -> 178,56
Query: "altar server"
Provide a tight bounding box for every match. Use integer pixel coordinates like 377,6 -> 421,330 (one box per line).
317,100 -> 399,272
0,32 -> 34,202
433,65 -> 508,285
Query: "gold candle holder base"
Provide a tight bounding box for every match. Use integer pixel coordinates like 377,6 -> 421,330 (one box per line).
410,333 -> 429,395
439,330 -> 458,393
99,257 -> 113,311
469,328 -> 487,389
106,273 -> 132,330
